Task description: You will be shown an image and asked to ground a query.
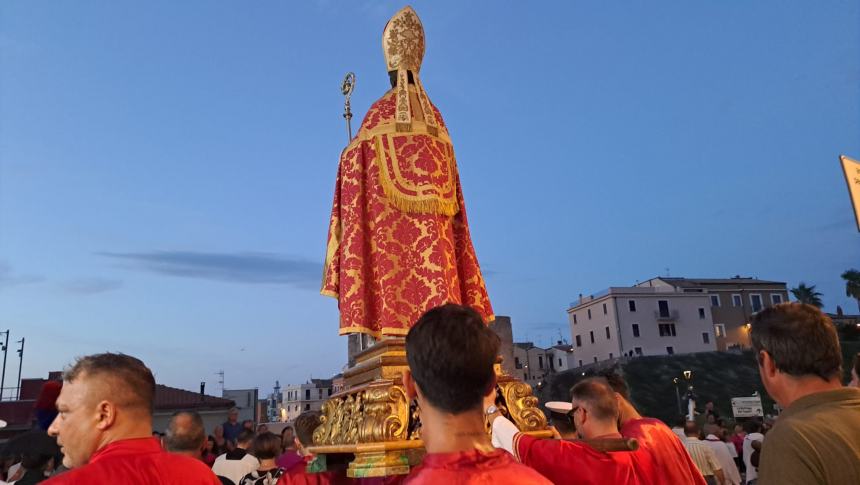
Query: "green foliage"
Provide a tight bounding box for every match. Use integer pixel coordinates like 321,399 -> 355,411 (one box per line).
540,342 -> 860,425
841,269 -> 860,313
790,282 -> 824,308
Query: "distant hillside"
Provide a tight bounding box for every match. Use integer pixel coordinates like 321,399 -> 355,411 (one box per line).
538,341 -> 860,424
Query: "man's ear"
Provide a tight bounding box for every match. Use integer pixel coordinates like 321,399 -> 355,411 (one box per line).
759,350 -> 778,379
483,374 -> 498,399
403,370 -> 417,400
95,400 -> 116,431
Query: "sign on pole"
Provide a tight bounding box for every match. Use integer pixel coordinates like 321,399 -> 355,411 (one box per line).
731,396 -> 763,418
840,155 -> 860,232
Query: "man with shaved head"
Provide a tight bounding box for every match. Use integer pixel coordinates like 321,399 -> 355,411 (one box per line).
165,411 -> 207,459
45,353 -> 220,484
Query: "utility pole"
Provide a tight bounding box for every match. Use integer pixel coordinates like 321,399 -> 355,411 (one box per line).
16,338 -> 24,400
0,330 -> 9,401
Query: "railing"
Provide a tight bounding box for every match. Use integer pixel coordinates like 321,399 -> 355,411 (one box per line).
654,310 -> 680,321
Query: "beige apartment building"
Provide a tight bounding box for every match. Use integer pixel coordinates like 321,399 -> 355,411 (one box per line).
568,285 -> 717,366
638,277 -> 789,350
282,378 -> 333,422
512,341 -> 576,387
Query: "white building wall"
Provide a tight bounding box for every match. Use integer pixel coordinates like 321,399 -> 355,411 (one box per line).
569,288 -> 717,367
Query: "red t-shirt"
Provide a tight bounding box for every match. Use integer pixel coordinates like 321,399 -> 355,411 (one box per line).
44,437 -> 220,485
405,448 -> 550,485
277,456 -> 352,485
514,433 -> 639,485
621,418 -> 707,485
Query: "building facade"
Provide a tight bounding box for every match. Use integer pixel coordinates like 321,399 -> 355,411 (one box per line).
282,379 -> 333,422
512,341 -> 575,387
568,285 -> 717,366
639,277 -> 789,350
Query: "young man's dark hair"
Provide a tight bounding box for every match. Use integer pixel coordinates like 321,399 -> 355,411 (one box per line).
742,419 -> 761,434
597,370 -> 630,400
164,411 -> 206,455
293,411 -> 321,447
405,303 -> 499,414
569,378 -> 619,422
236,429 -> 255,447
250,432 -> 281,460
64,352 -> 156,413
750,302 -> 842,380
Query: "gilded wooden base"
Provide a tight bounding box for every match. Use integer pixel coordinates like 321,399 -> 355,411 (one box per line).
306,337 -> 549,477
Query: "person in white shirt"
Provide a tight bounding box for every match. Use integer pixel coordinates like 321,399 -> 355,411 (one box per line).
741,420 -> 764,484
212,430 -> 259,485
704,425 -> 741,485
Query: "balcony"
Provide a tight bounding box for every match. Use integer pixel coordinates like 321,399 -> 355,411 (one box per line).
654,310 -> 679,321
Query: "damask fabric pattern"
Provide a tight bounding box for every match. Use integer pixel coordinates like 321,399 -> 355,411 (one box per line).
322,87 -> 493,337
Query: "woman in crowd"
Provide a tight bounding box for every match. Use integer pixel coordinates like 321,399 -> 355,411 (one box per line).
238,432 -> 284,485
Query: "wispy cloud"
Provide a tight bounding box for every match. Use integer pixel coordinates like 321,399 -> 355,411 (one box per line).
0,261 -> 44,289
60,278 -> 123,295
99,251 -> 322,288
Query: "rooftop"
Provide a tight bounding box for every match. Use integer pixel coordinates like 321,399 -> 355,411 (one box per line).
154,384 -> 235,411
658,276 -> 786,287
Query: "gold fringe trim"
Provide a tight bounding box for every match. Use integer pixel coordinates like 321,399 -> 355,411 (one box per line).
374,136 -> 459,217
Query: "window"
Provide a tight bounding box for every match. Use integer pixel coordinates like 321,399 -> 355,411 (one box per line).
702,332 -> 710,344
305,404 -> 310,411
515,357 -> 522,368
750,294 -> 763,313
659,323 -> 677,337
328,388 -> 333,396
590,331 -> 595,343
732,294 -> 742,307
629,300 -> 636,312
605,326 -> 611,339
666,346 -> 674,355
698,308 -> 706,319
558,358 -> 563,367
634,347 -> 642,356
609,353 -> 613,359
579,360 -> 583,367
573,314 -> 577,324
587,309 -> 592,319
658,300 -> 670,318
305,389 -> 310,400
575,335 -> 582,347
714,324 -> 726,338
710,295 -> 720,307
318,388 -> 323,399
593,356 -> 598,363
771,294 -> 783,305
538,356 -> 544,369
632,324 -> 640,337
603,303 -> 608,315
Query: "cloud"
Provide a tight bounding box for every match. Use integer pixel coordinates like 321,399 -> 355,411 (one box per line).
60,278 -> 123,295
0,261 -> 44,289
99,251 -> 322,288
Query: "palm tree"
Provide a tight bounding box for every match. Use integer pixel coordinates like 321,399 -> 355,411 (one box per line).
790,282 -> 823,308
841,269 -> 860,313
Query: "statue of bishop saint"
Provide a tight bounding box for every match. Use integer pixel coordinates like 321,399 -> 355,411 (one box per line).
322,6 -> 494,339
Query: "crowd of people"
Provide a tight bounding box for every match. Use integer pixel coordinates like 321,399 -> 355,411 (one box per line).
1,302 -> 858,484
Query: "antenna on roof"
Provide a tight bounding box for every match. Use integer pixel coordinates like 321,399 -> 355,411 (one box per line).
216,370 -> 225,394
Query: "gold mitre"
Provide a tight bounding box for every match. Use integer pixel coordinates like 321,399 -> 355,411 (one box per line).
382,6 -> 438,136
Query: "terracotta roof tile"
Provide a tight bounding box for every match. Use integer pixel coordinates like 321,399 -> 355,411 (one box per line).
153,384 -> 235,411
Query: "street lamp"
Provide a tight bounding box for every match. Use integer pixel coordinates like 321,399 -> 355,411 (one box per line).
672,377 -> 682,415
682,370 -> 695,421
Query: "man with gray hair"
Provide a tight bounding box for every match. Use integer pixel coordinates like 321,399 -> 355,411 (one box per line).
44,352 -> 220,484
165,411 -> 207,459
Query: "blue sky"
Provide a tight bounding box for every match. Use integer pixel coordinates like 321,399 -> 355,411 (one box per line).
2,1 -> 858,395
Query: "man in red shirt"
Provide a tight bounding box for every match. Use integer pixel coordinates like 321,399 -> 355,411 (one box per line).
601,372 -> 707,485
402,304 -> 550,484
45,353 -> 220,484
490,378 -> 639,484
